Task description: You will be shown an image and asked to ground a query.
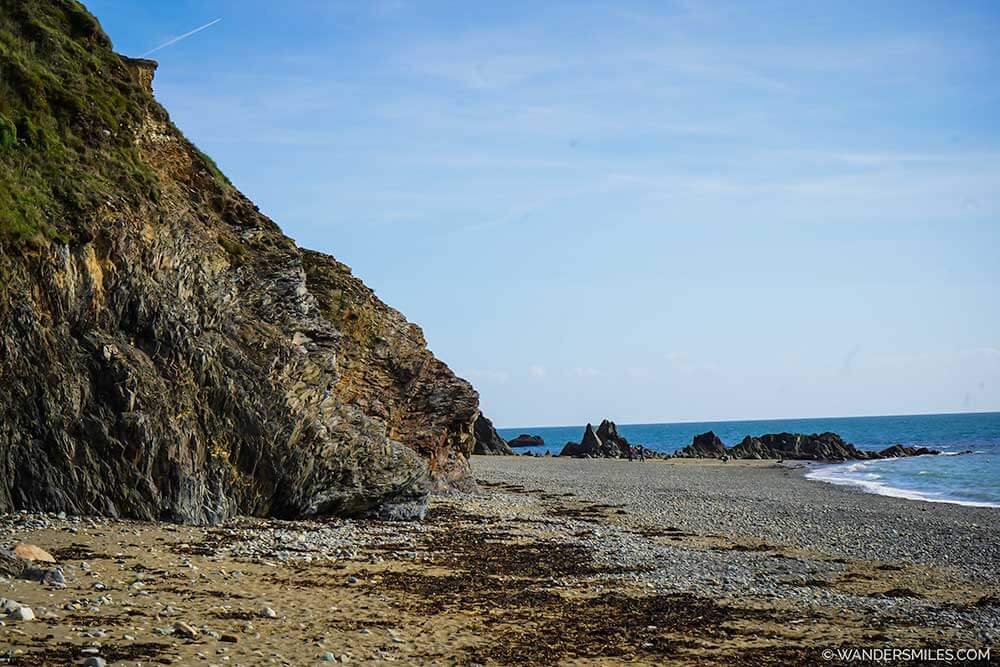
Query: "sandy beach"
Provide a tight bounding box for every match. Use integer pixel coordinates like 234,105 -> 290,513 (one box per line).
1,458 -> 997,665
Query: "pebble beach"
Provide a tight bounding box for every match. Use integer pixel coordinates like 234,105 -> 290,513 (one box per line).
1,457 -> 997,665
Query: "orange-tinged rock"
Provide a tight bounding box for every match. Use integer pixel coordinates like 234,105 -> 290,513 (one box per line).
13,543 -> 56,563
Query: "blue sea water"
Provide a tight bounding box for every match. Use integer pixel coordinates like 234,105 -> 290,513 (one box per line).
498,412 -> 1000,508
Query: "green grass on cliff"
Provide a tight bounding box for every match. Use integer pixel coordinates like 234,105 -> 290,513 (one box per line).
0,0 -> 159,248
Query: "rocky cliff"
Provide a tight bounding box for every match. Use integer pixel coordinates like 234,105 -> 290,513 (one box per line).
0,2 -> 479,522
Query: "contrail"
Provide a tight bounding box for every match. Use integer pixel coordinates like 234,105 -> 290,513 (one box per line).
142,18 -> 222,57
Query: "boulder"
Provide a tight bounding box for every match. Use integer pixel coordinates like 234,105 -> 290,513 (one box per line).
879,444 -> 939,458
674,431 -> 727,458
558,441 -> 581,457
508,434 -> 545,448
13,544 -> 56,564
0,551 -> 27,579
559,424 -> 602,457
472,415 -> 514,456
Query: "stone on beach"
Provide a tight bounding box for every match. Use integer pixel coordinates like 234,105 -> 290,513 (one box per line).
13,543 -> 56,563
174,621 -> 200,638
9,606 -> 35,621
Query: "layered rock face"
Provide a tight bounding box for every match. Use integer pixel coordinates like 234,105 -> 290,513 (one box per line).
674,432 -> 940,462
0,2 -> 479,522
472,415 -> 513,456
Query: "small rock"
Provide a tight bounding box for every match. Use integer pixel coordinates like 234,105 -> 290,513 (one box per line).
174,621 -> 199,639
260,606 -> 277,619
320,652 -> 337,662
220,633 -> 239,643
83,658 -> 107,667
45,567 -> 66,585
10,606 -> 34,621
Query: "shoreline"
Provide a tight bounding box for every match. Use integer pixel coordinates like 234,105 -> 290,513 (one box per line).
1,458 -> 997,665
802,459 -> 1000,510
506,452 -> 1000,511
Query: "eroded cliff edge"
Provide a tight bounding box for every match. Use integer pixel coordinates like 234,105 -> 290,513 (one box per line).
0,2 -> 478,523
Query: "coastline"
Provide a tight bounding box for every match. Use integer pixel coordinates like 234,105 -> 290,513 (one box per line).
1,457 -> 996,665
803,458 -> 1000,510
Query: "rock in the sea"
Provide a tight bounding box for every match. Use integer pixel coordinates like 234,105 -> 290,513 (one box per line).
0,3 -> 480,523
879,444 -> 939,458
673,431 -> 939,462
508,434 -> 545,448
473,415 -> 514,455
730,432 -> 873,461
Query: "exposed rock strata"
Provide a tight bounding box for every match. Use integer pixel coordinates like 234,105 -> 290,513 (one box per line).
0,3 -> 479,522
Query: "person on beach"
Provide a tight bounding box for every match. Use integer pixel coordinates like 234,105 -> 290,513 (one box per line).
637,446 -> 645,462
626,444 -> 634,461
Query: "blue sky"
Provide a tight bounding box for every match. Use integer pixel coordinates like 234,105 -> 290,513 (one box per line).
86,1 -> 1000,427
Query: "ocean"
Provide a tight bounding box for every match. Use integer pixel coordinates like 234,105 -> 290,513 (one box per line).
498,412 -> 1000,508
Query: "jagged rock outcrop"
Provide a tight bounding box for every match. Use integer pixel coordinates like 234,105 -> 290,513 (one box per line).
674,432 -> 940,462
472,415 -> 513,455
560,419 -> 642,458
595,419 -> 630,458
0,2 -> 479,523
508,434 -> 545,448
730,432 -> 872,460
676,431 -> 727,458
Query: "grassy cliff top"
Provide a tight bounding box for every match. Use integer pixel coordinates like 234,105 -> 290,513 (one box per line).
0,0 -> 158,247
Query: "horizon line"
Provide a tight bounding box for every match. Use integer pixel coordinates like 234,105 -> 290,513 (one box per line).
494,408 -> 1000,432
